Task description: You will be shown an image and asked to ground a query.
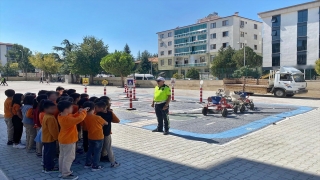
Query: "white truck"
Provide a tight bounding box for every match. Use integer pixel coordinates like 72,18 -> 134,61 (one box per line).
223,66 -> 308,97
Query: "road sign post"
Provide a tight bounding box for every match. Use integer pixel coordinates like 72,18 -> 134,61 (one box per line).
82,78 -> 89,93
132,79 -> 138,101
124,84 -> 127,93
171,78 -> 176,102
102,80 -> 108,96
126,78 -> 136,110
199,80 -> 204,103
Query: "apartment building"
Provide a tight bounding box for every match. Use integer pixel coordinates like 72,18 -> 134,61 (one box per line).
258,1 -> 320,71
0,42 -> 13,65
156,12 -> 262,79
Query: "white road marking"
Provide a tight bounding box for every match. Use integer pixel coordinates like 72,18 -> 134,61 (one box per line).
206,122 -> 215,125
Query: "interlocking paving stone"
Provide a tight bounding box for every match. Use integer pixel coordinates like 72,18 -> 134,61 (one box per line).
0,82 -> 319,180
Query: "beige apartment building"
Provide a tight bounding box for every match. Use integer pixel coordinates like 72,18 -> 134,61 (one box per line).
0,42 -> 13,66
156,12 -> 262,79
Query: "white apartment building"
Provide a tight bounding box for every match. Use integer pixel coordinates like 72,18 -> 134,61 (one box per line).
0,42 -> 13,65
156,12 -> 262,78
258,1 -> 320,70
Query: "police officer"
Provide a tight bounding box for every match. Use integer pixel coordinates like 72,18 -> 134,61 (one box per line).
151,77 -> 171,135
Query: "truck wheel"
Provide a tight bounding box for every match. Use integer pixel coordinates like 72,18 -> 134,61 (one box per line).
240,104 -> 246,113
222,108 -> 228,117
249,103 -> 255,110
233,106 -> 238,114
286,94 -> 294,97
202,107 -> 208,116
274,89 -> 285,98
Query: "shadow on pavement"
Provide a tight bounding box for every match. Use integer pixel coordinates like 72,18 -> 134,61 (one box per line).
0,139 -> 319,180
169,132 -> 220,144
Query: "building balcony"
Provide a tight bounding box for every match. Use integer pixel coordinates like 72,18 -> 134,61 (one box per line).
174,50 -> 207,56
175,62 -> 207,67
174,40 -> 207,47
174,29 -> 207,38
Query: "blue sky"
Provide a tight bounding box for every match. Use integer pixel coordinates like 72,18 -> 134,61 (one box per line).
0,0 -> 309,58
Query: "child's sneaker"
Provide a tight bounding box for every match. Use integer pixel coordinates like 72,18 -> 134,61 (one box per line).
84,164 -> 92,169
91,165 -> 104,172
13,144 -> 25,149
60,174 -> 78,180
43,167 -> 59,174
58,171 -> 72,178
7,141 -> 13,145
111,162 -> 120,168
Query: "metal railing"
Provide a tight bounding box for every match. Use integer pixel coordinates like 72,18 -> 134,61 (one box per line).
174,29 -> 207,38
174,40 -> 207,47
175,62 -> 207,67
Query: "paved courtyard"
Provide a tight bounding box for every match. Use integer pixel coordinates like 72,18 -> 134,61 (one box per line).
0,81 -> 319,180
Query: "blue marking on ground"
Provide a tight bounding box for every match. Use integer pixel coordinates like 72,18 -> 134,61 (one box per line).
119,119 -> 131,124
142,106 -> 313,139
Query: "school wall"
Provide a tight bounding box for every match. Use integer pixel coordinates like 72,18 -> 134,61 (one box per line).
5,77 -> 320,97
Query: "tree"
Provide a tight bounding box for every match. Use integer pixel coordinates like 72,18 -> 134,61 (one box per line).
186,68 -> 200,79
101,51 -> 134,87
210,46 -> 237,79
172,73 -> 183,79
232,66 -> 260,78
6,44 -> 34,79
72,36 -> 109,83
53,39 -> 75,78
0,62 -> 19,77
315,59 -> 320,75
232,46 -> 262,68
136,51 -> 141,61
138,50 -> 152,74
29,52 -> 62,79
124,44 -> 131,54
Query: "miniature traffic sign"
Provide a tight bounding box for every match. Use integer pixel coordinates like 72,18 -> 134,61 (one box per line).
102,80 -> 108,86
171,78 -> 176,85
127,78 -> 134,88
82,78 -> 89,85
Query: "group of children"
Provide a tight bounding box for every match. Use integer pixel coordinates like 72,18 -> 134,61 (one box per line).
3,86 -> 120,180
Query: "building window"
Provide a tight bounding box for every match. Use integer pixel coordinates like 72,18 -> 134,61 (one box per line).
200,57 -> 205,62
272,30 -> 280,41
160,51 -> 164,56
272,43 -> 280,53
240,21 -> 245,27
222,20 -> 229,26
297,54 -> 307,65
168,41 -> 172,46
271,15 -> 281,27
210,33 -> 216,39
254,24 -> 258,29
297,38 -> 307,51
222,43 -> 229,48
297,25 -> 307,37
240,32 -> 244,37
211,23 -> 216,28
254,34 -> 258,40
210,44 -> 216,50
272,56 -> 280,66
168,59 -> 172,65
160,34 -> 164,38
168,32 -> 172,37
184,58 -> 188,64
161,59 -> 164,66
168,50 -> 172,55
298,10 -> 308,23
222,31 -> 229,37
254,45 -> 257,50
160,42 -> 164,47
